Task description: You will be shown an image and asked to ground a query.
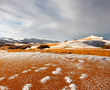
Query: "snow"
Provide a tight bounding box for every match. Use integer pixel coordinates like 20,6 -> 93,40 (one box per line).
62,84 -> 77,90
62,86 -> 69,90
49,35 -> 110,49
78,59 -> 85,63
80,74 -> 88,79
40,76 -> 51,84
79,35 -> 104,41
0,52 -> 110,63
52,67 -> 62,75
0,77 -> 5,81
8,74 -> 19,80
75,63 -> 83,70
22,70 -> 29,73
35,67 -> 48,72
45,63 -> 51,66
50,42 -> 98,49
14,43 -> 25,46
31,46 -> 38,49
26,46 -> 38,50
22,84 -> 32,90
69,84 -> 77,90
64,76 -> 73,83
22,69 -> 32,73
50,43 -> 66,48
0,85 -> 8,90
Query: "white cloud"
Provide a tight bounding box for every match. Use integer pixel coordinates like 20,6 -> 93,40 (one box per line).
0,0 -> 110,40
38,22 -> 59,29
52,0 -> 77,20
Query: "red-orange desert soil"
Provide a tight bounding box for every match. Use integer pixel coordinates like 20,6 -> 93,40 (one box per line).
41,48 -> 110,57
7,48 -> 110,57
0,52 -> 110,90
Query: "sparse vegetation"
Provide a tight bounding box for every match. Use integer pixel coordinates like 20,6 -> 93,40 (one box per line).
37,44 -> 50,49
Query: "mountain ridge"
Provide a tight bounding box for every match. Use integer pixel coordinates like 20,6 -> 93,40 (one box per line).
0,37 -> 59,44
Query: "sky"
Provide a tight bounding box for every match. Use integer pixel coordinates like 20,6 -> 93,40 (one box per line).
0,0 -> 110,41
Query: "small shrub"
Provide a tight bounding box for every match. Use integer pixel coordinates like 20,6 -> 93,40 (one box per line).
38,44 -> 50,49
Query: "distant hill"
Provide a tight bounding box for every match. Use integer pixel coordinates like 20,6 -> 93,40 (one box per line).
19,38 -> 59,44
71,33 -> 110,40
0,38 -> 59,45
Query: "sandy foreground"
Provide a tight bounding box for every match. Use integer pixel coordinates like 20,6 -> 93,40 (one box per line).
0,52 -> 110,90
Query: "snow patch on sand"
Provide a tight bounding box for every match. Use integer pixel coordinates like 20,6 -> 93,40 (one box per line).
64,76 -> 73,84
22,69 -> 32,74
62,86 -> 69,90
78,59 -> 85,63
40,76 -> 51,84
35,67 -> 48,72
45,63 -> 51,66
80,73 -> 88,79
8,74 -> 19,80
69,84 -> 77,90
52,67 -> 62,75
62,83 -> 77,90
75,63 -> 83,70
22,84 -> 32,90
0,85 -> 8,90
0,77 -> 5,81
22,70 -> 29,73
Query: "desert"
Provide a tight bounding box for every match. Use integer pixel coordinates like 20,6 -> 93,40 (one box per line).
0,36 -> 110,90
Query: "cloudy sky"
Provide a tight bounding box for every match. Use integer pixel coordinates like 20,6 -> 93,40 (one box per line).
0,0 -> 110,41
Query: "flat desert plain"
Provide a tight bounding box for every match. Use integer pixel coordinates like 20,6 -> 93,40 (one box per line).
0,52 -> 110,90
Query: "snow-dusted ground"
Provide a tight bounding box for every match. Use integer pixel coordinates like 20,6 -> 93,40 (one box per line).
0,51 -> 110,61
0,51 -> 110,90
